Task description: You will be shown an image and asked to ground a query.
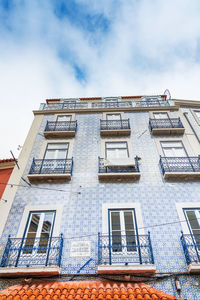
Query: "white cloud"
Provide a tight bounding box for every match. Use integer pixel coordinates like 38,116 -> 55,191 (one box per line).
1,0 -> 200,156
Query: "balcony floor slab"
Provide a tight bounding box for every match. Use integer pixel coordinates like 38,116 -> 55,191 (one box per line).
164,172 -> 200,180
98,264 -> 156,275
187,263 -> 200,273
0,266 -> 61,277
98,173 -> 140,181
28,173 -> 72,183
151,128 -> 185,135
44,131 -> 76,138
100,129 -> 131,136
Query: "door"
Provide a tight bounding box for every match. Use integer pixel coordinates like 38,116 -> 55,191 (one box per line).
42,143 -> 69,173
184,209 -> 200,251
161,141 -> 187,157
108,210 -> 138,264
106,114 -> 122,129
17,211 -> 56,266
55,115 -> 72,131
103,98 -> 119,108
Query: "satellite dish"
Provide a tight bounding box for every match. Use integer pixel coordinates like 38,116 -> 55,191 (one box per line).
164,89 -> 171,100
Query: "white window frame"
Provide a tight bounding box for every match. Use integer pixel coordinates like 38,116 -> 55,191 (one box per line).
17,205 -> 63,238
102,203 -> 144,235
176,203 -> 200,234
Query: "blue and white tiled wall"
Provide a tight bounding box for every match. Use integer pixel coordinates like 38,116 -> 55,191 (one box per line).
0,110 -> 200,298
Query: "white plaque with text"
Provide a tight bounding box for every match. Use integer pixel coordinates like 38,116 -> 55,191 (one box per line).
70,241 -> 91,257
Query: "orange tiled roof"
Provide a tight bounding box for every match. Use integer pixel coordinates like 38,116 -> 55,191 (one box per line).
0,280 -> 183,299
0,159 -> 15,163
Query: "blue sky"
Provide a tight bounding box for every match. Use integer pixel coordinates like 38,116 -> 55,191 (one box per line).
1,0 -> 200,156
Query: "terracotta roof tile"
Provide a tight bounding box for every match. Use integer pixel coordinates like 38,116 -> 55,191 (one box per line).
0,159 -> 15,163
0,280 -> 184,299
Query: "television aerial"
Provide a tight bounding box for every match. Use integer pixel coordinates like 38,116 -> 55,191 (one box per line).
164,89 -> 171,100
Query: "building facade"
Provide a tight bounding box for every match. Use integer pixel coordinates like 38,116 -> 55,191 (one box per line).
0,95 -> 200,299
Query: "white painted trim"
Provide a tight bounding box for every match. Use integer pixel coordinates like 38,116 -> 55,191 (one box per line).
17,205 -> 63,238
102,203 -> 144,235
175,203 -> 200,234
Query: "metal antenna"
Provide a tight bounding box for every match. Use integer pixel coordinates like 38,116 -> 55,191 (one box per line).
10,150 -> 20,169
164,89 -> 171,100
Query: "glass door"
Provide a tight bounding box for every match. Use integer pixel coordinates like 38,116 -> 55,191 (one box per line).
109,210 -> 137,264
184,209 -> 200,250
18,211 -> 55,266
42,143 -> 69,173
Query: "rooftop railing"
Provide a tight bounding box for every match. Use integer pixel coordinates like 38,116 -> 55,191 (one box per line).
0,235 -> 63,268
100,119 -> 130,130
160,156 -> 200,174
98,157 -> 140,174
45,121 -> 77,132
98,232 -> 154,265
180,232 -> 200,265
149,118 -> 184,131
39,100 -> 172,111
29,158 -> 73,175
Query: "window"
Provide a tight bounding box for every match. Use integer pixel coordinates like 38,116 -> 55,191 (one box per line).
23,211 -> 56,254
184,209 -> 200,247
105,142 -> 129,160
109,209 -> 137,252
44,143 -> 69,160
106,114 -> 121,121
161,141 -> 187,157
195,111 -> 200,121
102,97 -> 120,108
56,115 -> 72,122
153,112 -> 169,119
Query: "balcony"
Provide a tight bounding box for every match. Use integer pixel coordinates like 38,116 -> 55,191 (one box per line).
98,157 -> 140,181
160,156 -> 200,179
181,232 -> 200,273
44,121 -> 77,138
27,158 -> 73,183
98,232 -> 156,274
0,235 -> 63,277
149,118 -> 185,135
100,119 -> 131,136
39,99 -> 173,113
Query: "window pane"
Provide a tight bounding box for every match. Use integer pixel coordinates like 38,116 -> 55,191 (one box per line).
106,142 -> 127,149
173,148 -> 186,157
106,114 -> 121,120
57,115 -> 72,122
38,213 -> 54,254
163,148 -> 174,157
56,150 -> 68,159
24,213 -> 40,254
154,113 -> 168,119
118,148 -> 128,158
124,212 -> 134,231
47,143 -> 68,150
111,212 -> 121,231
161,141 -> 183,148
186,211 -> 200,230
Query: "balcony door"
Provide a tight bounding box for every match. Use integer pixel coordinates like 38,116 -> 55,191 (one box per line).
42,143 -> 69,173
108,209 -> 138,264
184,209 -> 200,250
18,211 -> 56,266
55,115 -> 72,131
103,98 -> 120,108
105,142 -> 129,160
153,112 -> 169,119
161,141 -> 187,157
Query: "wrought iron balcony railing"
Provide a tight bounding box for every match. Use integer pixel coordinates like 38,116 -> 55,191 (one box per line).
100,119 -> 130,131
0,235 -> 63,268
45,121 -> 77,132
40,100 -> 172,111
149,118 -> 184,131
29,158 -> 73,175
160,156 -> 200,174
98,157 -> 140,174
98,232 -> 154,265
180,232 -> 200,265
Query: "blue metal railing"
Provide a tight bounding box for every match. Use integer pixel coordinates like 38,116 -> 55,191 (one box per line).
45,121 -> 77,132
40,100 -> 172,110
98,232 -> 154,265
149,118 -> 184,131
98,157 -> 140,174
0,234 -> 63,268
160,156 -> 200,174
100,119 -> 130,131
180,232 -> 200,265
29,158 -> 73,175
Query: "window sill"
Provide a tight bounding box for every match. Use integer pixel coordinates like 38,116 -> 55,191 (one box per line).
151,127 -> 185,135
44,130 -> 76,138
100,129 -> 131,137
98,172 -> 140,181
27,173 -> 72,183
163,172 -> 200,180
187,263 -> 200,273
98,264 -> 156,275
0,266 -> 61,277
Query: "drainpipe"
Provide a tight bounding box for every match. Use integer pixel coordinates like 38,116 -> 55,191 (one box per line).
183,112 -> 200,144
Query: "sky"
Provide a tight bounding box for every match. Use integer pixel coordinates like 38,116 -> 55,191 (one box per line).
1,0 -> 200,157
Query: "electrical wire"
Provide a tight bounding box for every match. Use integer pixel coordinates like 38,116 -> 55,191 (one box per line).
0,182 -> 73,193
